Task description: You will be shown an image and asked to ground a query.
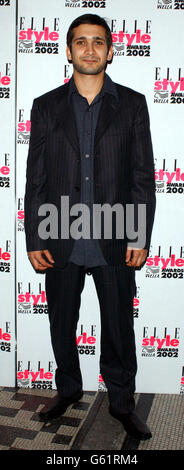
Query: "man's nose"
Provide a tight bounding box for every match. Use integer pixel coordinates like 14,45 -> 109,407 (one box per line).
85,42 -> 95,54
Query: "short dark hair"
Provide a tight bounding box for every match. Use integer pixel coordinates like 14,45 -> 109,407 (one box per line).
66,14 -> 112,52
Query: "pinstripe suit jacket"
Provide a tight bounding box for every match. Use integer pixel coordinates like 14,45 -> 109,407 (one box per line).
24,77 -> 156,268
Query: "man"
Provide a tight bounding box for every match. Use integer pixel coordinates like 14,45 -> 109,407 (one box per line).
24,14 -> 156,440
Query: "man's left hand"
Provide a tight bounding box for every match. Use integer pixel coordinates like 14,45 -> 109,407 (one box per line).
125,248 -> 148,268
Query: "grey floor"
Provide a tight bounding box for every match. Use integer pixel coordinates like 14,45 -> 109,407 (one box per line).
79,393 -> 184,451
0,387 -> 183,454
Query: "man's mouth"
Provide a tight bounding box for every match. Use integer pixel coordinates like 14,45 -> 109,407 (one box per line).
82,58 -> 98,63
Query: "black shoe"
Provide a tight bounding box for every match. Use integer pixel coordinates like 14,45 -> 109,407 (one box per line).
39,390 -> 83,422
109,407 -> 152,440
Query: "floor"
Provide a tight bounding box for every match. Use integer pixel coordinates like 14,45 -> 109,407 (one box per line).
0,386 -> 183,462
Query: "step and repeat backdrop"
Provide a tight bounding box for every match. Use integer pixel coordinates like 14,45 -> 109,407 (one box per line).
0,0 -> 184,395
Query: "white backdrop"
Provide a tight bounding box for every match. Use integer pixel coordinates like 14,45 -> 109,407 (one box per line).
0,0 -> 184,395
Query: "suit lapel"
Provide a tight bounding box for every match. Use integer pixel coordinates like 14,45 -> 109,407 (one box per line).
54,84 -> 80,155
94,93 -> 121,148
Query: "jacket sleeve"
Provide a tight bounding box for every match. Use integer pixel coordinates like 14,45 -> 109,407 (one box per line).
128,95 -> 156,251
24,98 -> 48,252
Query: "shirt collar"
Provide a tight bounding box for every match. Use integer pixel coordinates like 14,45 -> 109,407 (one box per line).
68,72 -> 118,104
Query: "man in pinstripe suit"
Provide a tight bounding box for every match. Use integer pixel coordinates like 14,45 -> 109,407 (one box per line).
24,14 -> 156,440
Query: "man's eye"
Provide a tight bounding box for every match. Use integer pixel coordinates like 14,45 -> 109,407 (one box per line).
76,40 -> 103,46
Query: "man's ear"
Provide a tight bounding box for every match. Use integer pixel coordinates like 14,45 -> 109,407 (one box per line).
107,45 -> 113,63
66,45 -> 72,63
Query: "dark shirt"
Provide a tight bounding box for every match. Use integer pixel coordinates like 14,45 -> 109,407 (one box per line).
68,73 -> 118,268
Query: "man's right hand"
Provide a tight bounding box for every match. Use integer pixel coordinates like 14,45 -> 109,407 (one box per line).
27,249 -> 54,271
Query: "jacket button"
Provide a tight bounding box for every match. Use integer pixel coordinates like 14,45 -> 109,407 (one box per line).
74,186 -> 80,191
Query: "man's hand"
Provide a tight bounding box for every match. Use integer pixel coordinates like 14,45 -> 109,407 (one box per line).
27,249 -> 54,271
125,247 -> 148,268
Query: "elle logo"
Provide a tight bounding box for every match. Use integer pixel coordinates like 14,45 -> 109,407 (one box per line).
19,27 -> 59,43
0,73 -> 10,86
0,64 -> 11,85
0,328 -> 10,341
0,248 -> 10,261
76,332 -> 96,345
142,335 -> 179,348
0,165 -> 9,175
17,368 -> 53,381
112,29 -> 151,45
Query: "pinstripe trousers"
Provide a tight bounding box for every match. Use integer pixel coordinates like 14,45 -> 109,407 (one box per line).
45,262 -> 137,413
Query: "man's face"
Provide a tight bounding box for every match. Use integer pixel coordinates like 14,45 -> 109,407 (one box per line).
66,23 -> 113,76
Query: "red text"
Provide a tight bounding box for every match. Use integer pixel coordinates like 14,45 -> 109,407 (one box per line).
0,73 -> 10,86
155,168 -> 184,183
18,291 -> 47,305
18,121 -> 31,132
112,29 -> 151,46
142,335 -> 179,348
19,27 -> 59,43
154,77 -> 184,93
0,249 -> 10,261
76,332 -> 96,345
146,254 -> 184,270
17,368 -> 53,381
0,328 -> 11,341
0,166 -> 9,176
